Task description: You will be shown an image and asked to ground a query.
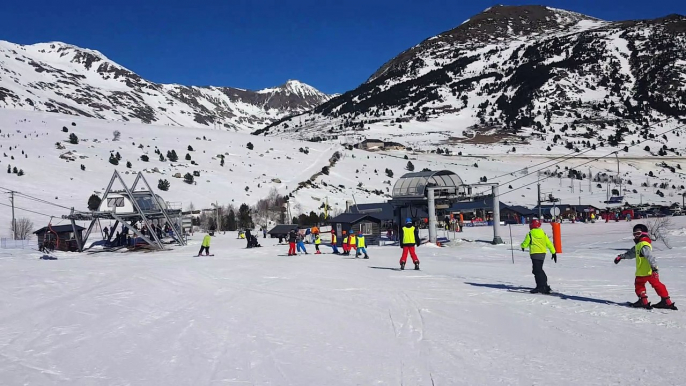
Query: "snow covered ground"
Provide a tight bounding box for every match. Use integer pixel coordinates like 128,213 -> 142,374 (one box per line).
1,219 -> 684,385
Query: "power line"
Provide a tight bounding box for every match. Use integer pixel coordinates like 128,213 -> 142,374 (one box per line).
0,186 -> 73,210
491,116 -> 677,181
0,202 -> 55,218
500,123 -> 686,197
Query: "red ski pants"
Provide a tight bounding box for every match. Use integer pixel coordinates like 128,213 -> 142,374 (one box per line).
635,273 -> 669,299
288,242 -> 296,255
400,246 -> 419,264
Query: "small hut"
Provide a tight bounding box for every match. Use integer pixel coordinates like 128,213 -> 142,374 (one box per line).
268,224 -> 299,239
327,214 -> 381,246
34,224 -> 85,252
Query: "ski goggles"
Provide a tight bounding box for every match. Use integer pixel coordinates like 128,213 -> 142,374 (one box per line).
633,231 -> 647,237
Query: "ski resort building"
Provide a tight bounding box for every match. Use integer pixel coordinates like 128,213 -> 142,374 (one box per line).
33,224 -> 85,252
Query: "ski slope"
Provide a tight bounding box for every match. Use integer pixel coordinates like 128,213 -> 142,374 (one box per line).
0,219 -> 684,385
2,108 -> 685,238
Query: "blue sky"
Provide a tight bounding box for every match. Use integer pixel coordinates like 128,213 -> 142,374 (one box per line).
1,0 -> 684,94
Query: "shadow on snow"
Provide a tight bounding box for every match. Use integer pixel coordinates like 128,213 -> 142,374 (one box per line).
465,282 -> 624,306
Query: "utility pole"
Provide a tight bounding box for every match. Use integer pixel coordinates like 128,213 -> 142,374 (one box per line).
9,191 -> 16,240
537,175 -> 542,220
215,201 -> 220,233
589,167 -> 592,193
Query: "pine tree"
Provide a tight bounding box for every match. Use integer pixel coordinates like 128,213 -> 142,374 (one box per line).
17,169 -> 24,176
158,179 -> 170,191
188,145 -> 194,151
159,153 -> 165,162
81,164 -> 86,171
115,152 -> 122,160
406,161 -> 415,171
238,204 -> 253,228
226,210 -> 237,231
141,155 -> 149,162
247,142 -> 254,150
109,154 -> 119,165
69,133 -> 78,144
184,173 -> 194,184
185,153 -> 191,161
87,194 -> 102,211
126,161 -> 132,168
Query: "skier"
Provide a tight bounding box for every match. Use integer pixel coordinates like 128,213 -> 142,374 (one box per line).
287,229 -> 297,256
263,228 -> 267,238
348,232 -> 357,256
198,233 -> 211,256
615,224 -> 677,310
245,229 -> 252,248
520,219 -> 557,294
355,232 -> 369,259
296,231 -> 308,254
330,230 -> 340,254
400,218 -> 420,270
103,226 -> 109,240
342,231 -> 350,255
314,233 -> 322,254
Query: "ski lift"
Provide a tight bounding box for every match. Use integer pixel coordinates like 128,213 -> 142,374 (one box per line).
39,217 -> 59,253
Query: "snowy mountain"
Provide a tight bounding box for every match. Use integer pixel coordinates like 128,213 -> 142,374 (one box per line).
0,41 -> 331,131
257,5 -> 686,152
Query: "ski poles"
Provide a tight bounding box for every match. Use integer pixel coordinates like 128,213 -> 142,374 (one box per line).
509,224 -> 515,264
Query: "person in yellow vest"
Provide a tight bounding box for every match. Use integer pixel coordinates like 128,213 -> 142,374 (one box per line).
520,219 -> 556,294
314,233 -> 322,254
615,224 -> 677,310
590,213 -> 596,223
400,218 -> 420,270
330,230 -> 340,254
342,231 -> 350,255
355,232 -> 369,259
348,232 -> 357,255
198,233 -> 212,256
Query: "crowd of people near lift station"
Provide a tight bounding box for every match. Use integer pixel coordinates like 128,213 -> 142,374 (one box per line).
102,222 -> 174,247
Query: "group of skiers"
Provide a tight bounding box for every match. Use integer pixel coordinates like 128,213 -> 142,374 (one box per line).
520,220 -> 677,310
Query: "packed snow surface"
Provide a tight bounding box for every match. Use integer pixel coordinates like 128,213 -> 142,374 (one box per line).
1,220 -> 685,385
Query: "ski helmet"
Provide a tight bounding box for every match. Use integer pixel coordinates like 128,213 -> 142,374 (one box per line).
529,219 -> 541,229
406,218 -> 413,224
633,223 -> 649,237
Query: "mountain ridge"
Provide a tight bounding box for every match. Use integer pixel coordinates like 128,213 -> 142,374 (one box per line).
0,40 -> 331,131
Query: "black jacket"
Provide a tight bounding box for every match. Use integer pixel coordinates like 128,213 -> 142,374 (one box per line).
287,231 -> 297,243
400,225 -> 420,248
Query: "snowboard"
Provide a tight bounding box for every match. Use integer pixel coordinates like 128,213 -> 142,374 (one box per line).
195,254 -> 214,257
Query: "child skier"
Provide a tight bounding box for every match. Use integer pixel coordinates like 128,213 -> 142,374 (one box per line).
400,218 -> 420,270
615,224 -> 677,310
198,233 -> 211,256
348,232 -> 357,256
355,232 -> 369,259
342,231 -> 350,255
296,231 -> 308,254
520,219 -> 557,294
314,233 -> 322,254
287,229 -> 297,256
330,230 -> 340,254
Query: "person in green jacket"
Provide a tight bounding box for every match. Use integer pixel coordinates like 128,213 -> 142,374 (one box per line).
198,234 -> 211,256
521,219 -> 557,294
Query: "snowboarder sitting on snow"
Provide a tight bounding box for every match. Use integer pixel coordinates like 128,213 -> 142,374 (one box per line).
615,224 -> 677,310
287,229 -> 297,256
400,218 -> 420,270
520,219 -> 557,294
198,234 -> 211,256
355,232 -> 369,259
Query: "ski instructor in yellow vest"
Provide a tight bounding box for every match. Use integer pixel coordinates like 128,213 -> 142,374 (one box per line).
400,218 -> 420,270
520,219 -> 556,294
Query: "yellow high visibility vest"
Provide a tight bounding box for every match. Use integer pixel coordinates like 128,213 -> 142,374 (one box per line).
202,235 -> 211,247
349,235 -> 356,245
357,236 -> 366,248
315,236 -> 321,245
403,226 -> 416,244
332,234 -> 337,243
635,241 -> 653,276
343,236 -> 348,244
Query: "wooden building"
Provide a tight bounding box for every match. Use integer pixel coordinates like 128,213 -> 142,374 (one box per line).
327,214 -> 382,246
34,224 -> 85,252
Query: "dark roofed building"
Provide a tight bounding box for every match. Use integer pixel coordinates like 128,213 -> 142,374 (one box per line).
328,214 -> 382,246
34,224 -> 85,252
268,224 -> 299,239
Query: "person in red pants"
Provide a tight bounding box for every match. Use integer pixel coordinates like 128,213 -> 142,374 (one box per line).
399,218 -> 420,270
287,229 -> 297,256
615,224 -> 677,310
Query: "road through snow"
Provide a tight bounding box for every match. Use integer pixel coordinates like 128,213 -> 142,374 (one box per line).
1,220 -> 685,385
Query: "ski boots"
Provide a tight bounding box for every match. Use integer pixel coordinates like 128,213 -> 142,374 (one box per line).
363,255 -> 369,259
414,262 -> 420,270
529,288 -> 541,294
400,262 -> 406,270
653,297 -> 678,310
540,286 -> 552,295
631,298 -> 652,309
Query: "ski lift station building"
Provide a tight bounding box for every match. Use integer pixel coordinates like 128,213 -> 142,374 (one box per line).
98,191 -> 170,215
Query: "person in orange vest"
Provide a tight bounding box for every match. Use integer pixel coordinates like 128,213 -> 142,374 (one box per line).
615,224 -> 677,310
400,218 -> 420,270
